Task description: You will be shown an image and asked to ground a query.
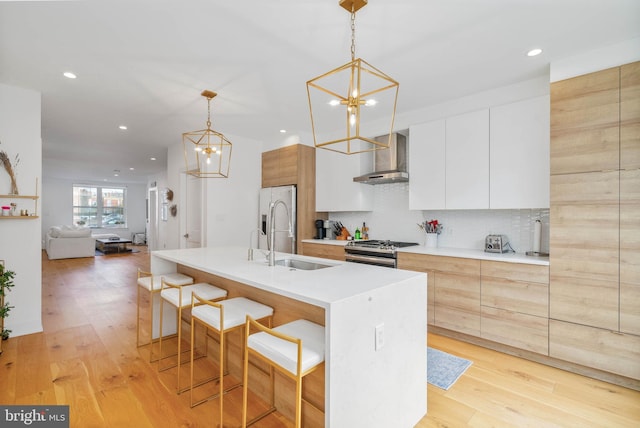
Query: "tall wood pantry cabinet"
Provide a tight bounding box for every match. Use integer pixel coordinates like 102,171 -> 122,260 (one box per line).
549,61 -> 640,381
262,144 -> 323,253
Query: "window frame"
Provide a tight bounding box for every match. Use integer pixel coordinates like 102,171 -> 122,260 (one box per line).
72,185 -> 128,229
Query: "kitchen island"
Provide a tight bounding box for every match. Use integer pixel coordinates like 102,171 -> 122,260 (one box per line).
151,246 -> 427,427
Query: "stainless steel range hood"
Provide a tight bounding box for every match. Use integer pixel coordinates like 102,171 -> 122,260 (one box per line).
353,133 -> 408,184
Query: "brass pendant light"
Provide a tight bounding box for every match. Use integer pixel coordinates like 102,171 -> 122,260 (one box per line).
183,90 -> 232,178
306,0 -> 399,154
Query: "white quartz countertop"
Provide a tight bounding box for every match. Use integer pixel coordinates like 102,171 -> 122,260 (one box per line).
302,239 -> 549,266
151,246 -> 425,308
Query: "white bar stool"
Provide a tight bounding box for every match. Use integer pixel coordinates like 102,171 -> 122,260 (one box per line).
241,317 -> 325,428
189,295 -> 274,427
136,269 -> 194,362
158,279 -> 227,393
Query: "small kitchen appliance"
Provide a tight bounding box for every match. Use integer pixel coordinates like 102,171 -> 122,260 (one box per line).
315,219 -> 326,240
484,234 -> 510,253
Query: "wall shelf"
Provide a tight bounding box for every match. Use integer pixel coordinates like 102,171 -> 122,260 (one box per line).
0,178 -> 40,218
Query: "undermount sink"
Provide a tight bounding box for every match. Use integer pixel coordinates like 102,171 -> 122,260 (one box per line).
275,258 -> 333,271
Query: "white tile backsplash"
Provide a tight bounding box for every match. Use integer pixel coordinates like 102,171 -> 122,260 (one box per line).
328,182 -> 549,253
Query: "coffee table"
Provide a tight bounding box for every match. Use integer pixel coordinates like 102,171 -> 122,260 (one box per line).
96,238 -> 133,254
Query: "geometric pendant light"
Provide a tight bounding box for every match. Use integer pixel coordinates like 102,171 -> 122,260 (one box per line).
306,0 -> 399,154
183,90 -> 232,178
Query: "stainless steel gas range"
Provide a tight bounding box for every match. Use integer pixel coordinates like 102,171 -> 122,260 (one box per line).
344,240 -> 419,268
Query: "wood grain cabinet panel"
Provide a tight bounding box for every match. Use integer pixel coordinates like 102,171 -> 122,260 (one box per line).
433,258 -> 481,336
550,319 -> 640,380
480,261 -> 549,354
621,61 -> 640,170
262,145 -> 299,188
300,242 -> 345,261
481,276 -> 548,318
550,171 -> 620,331
481,306 -> 549,355
550,66 -> 620,174
397,253 -> 435,325
621,169 -> 640,335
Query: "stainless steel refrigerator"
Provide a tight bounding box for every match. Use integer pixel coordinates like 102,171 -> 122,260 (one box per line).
258,185 -> 296,254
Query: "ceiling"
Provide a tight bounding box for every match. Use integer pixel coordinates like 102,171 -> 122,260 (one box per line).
1,0 -> 639,184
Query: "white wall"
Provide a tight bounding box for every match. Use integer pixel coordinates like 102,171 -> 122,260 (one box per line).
41,178 -> 148,243
165,132 -> 262,250
0,83 -> 43,337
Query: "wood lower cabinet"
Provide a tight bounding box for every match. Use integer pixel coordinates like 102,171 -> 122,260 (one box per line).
397,254 -> 480,336
549,319 -> 640,380
301,242 -> 345,261
397,253 -> 435,325
480,261 -> 549,355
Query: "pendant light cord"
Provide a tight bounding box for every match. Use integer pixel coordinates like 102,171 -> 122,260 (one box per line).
350,8 -> 356,61
206,97 -> 212,129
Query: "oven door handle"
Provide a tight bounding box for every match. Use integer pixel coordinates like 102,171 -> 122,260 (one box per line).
345,253 -> 396,267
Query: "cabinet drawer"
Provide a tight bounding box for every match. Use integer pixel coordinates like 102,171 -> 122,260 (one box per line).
549,320 -> 640,380
434,306 -> 480,337
481,277 -> 548,317
481,306 -> 548,355
428,255 -> 480,275
300,242 -> 345,261
434,272 -> 480,335
481,260 -> 548,284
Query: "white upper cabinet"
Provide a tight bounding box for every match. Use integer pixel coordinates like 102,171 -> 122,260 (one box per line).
490,96 -> 550,208
409,120 -> 446,209
409,96 -> 550,210
316,148 -> 374,212
446,109 -> 490,209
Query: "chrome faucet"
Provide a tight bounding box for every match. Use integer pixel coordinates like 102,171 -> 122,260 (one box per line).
268,199 -> 292,266
248,228 -> 266,261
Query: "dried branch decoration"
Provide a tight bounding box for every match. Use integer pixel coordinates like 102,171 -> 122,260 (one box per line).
0,141 -> 19,195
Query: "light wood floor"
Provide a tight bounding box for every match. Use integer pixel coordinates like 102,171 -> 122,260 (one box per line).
0,248 -> 638,427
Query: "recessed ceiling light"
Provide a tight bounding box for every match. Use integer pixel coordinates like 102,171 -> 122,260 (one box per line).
150,157 -> 157,161
280,129 -> 287,133
129,167 -> 135,171
63,72 -> 77,79
119,125 -> 127,130
527,48 -> 543,57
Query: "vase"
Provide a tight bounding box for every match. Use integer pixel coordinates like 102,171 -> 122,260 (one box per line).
425,233 -> 438,248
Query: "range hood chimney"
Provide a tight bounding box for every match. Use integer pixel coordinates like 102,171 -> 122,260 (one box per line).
353,133 -> 408,185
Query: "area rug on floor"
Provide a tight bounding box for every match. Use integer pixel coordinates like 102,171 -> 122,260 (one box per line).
427,347 -> 472,390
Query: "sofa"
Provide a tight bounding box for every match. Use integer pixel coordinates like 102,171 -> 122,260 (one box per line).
45,226 -> 119,260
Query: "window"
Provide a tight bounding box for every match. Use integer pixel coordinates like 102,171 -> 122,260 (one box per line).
73,185 -> 127,228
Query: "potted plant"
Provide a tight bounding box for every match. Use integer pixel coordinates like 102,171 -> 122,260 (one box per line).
0,262 -> 16,343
